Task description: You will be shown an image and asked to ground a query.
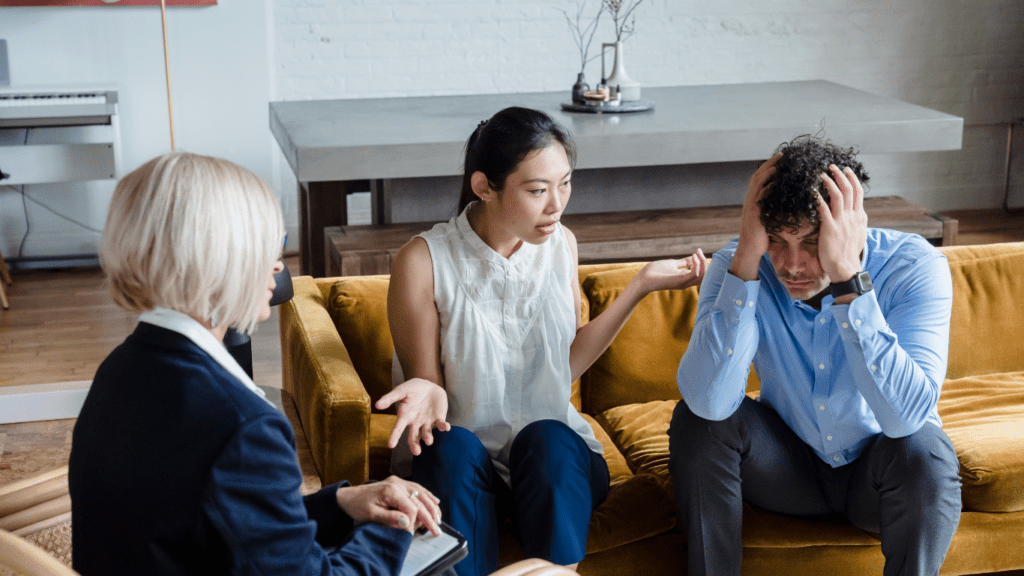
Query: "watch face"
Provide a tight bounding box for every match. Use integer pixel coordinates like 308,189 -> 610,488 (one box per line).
856,271 -> 873,293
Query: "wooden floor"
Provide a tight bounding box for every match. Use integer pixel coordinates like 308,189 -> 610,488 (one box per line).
0,255 -> 299,390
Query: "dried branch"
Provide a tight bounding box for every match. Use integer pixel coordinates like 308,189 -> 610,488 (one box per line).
559,0 -> 605,74
604,0 -> 645,43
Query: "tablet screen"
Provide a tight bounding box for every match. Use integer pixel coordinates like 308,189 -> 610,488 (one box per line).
399,524 -> 466,576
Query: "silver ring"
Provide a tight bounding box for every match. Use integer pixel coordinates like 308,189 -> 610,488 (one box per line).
410,490 -> 419,500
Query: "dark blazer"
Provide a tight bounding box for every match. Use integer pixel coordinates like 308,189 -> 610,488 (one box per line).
69,322 -> 412,576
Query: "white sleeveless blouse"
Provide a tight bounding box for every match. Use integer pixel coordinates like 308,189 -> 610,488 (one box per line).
392,205 -> 602,485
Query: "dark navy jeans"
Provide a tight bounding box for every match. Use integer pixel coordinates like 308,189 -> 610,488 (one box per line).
411,420 -> 609,576
669,397 -> 961,576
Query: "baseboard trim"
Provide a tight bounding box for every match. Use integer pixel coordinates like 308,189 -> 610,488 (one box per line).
0,382 -> 283,424
0,381 -> 91,424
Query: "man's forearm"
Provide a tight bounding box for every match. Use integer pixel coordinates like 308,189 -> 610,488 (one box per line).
832,277 -> 951,437
677,268 -> 760,420
728,245 -> 762,282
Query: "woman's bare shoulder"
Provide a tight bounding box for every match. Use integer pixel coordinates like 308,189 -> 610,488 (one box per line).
392,236 -> 433,281
561,224 -> 579,263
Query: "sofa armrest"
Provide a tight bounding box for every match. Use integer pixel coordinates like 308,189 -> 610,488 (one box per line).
279,275 -> 373,485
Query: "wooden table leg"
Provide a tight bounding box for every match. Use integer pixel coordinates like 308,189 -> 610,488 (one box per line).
370,179 -> 386,225
297,181 -> 310,276
298,180 -> 351,278
934,213 -> 959,246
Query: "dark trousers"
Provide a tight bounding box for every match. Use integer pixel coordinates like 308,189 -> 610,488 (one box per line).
411,420 -> 610,576
668,397 -> 961,576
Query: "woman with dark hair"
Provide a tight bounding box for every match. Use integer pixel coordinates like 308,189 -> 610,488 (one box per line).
377,107 -> 707,576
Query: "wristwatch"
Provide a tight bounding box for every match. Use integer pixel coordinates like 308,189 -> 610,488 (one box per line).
829,270 -> 873,299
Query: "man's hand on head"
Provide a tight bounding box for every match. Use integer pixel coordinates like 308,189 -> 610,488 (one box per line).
815,165 -> 868,284
731,153 -> 782,281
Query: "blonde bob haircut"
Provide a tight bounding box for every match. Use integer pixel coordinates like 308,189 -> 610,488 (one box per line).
102,151 -> 284,336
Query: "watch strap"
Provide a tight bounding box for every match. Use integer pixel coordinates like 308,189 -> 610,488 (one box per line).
830,270 -> 872,299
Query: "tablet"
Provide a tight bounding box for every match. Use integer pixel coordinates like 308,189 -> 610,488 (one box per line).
398,522 -> 468,576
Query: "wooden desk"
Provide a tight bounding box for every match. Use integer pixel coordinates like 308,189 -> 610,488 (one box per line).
270,81 -> 963,276
324,196 -> 958,277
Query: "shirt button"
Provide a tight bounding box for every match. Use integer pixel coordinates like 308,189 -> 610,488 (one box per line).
833,455 -> 840,462
820,318 -> 826,324
819,405 -> 826,411
727,349 -> 734,355
818,363 -> 825,370
871,364 -> 878,371
842,322 -> 849,328
735,299 -> 743,306
855,319 -> 862,325
748,301 -> 754,307
827,435 -> 833,441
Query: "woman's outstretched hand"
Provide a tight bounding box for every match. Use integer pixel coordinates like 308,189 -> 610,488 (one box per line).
376,378 -> 451,456
634,249 -> 708,294
335,476 -> 443,535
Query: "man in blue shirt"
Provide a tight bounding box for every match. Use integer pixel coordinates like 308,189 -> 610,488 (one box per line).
669,137 -> 962,576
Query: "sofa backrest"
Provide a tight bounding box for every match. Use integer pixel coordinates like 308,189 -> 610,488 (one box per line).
939,242 -> 1024,380
315,241 -> 1023,418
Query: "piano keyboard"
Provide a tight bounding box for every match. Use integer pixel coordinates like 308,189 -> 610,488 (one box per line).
0,85 -> 118,128
0,93 -> 109,107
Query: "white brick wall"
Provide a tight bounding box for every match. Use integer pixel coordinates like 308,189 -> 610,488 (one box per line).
270,0 -> 1024,230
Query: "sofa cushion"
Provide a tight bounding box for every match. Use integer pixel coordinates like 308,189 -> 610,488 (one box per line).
595,400 -> 676,487
938,371 -> 1024,512
583,406 -> 677,556
327,276 -> 395,405
940,242 -> 1024,380
582,413 -> 632,485
587,473 -> 678,555
582,265 -> 760,415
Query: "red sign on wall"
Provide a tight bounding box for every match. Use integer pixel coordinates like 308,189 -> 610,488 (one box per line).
0,1 -> 216,5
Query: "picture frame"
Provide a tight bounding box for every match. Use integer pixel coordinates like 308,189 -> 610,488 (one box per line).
0,1 -> 216,6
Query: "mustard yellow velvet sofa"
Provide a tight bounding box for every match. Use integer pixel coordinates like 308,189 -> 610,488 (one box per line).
279,241 -> 1024,576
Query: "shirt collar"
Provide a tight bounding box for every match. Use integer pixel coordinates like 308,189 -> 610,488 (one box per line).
137,307 -> 274,407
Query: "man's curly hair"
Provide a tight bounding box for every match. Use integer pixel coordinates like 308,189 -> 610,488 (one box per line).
759,136 -> 869,235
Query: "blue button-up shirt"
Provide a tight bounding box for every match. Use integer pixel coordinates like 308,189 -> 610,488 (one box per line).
677,229 -> 952,466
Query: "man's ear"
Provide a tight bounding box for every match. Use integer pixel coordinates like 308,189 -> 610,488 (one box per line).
471,171 -> 496,202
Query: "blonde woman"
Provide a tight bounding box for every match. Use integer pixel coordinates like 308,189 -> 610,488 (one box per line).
69,152 -> 440,576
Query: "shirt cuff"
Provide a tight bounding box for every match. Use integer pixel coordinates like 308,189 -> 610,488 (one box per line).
831,289 -> 886,343
713,272 -> 759,324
